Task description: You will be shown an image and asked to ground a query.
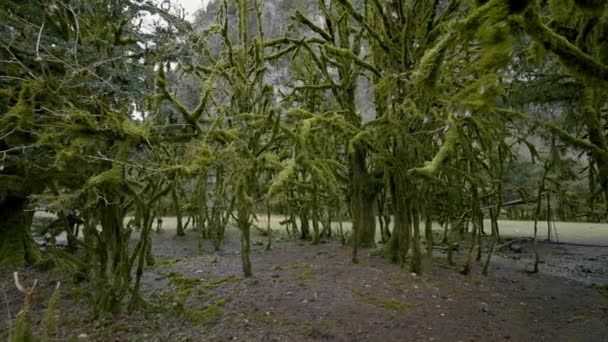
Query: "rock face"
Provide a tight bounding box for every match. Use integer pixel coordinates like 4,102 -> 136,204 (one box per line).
189,0 -> 376,120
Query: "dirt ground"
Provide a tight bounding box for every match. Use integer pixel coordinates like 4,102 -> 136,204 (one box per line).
1,224 -> 608,341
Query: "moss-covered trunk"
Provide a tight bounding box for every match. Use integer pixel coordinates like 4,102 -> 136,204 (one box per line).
95,197 -> 130,314
0,197 -> 41,266
171,183 -> 184,237
351,147 -> 376,248
299,207 -> 310,240
311,186 -> 320,245
424,212 -> 433,257
382,175 -> 410,267
237,202 -> 252,277
410,208 -> 422,274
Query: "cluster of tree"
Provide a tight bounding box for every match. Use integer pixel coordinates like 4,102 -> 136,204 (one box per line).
1,0 -> 606,315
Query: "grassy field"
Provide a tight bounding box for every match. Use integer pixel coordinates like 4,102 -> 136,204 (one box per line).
478,219 -> 608,245
34,212 -> 608,246
153,214 -> 608,246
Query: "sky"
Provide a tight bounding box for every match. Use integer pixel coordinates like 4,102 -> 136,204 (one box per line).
175,0 -> 212,17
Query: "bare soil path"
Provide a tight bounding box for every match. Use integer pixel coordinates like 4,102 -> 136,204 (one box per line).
1,227 -> 607,341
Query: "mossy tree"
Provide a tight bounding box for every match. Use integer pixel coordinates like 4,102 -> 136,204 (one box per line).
0,0 -> 158,266
516,1 -> 608,217
270,0 -> 384,262
157,0 -> 286,276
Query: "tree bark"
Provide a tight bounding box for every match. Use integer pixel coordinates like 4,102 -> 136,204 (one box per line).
311,186 -> 320,245
0,197 -> 41,266
171,184 -> 184,237
96,199 -> 130,314
350,147 -> 376,248
410,208 -> 422,274
425,212 -> 433,257
382,175 -> 410,267
237,204 -> 252,277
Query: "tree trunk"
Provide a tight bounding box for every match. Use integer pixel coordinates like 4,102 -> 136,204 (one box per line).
382,176 -> 410,267
351,147 -> 376,248
377,192 -> 391,244
299,207 -> 310,240
95,200 -> 130,314
482,211 -> 499,276
171,185 -> 184,237
0,197 -> 41,266
425,212 -> 433,257
237,204 -> 252,277
311,187 -> 320,245
410,208 -> 422,274
447,219 -> 457,266
462,214 -> 479,275
266,198 -> 272,251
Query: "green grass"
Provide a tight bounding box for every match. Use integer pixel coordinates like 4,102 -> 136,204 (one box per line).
186,297 -> 229,325
599,283 -> 608,298
154,271 -> 239,326
348,286 -> 418,311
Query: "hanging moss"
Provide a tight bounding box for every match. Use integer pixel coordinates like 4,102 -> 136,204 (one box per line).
522,4 -> 608,83
414,32 -> 452,91
409,118 -> 460,178
267,159 -> 297,196
323,45 -> 381,77
348,131 -> 371,154
86,168 -> 122,188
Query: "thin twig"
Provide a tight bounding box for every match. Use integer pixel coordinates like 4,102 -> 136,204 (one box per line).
67,5 -> 80,66
0,128 -> 16,141
35,16 -> 45,62
0,145 -> 36,154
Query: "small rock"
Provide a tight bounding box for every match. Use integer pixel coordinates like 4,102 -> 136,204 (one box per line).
480,302 -> 489,313
78,334 -> 89,340
510,244 -> 523,253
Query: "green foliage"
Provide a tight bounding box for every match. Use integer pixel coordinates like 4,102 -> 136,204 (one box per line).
12,310 -> 33,342
42,284 -> 61,341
